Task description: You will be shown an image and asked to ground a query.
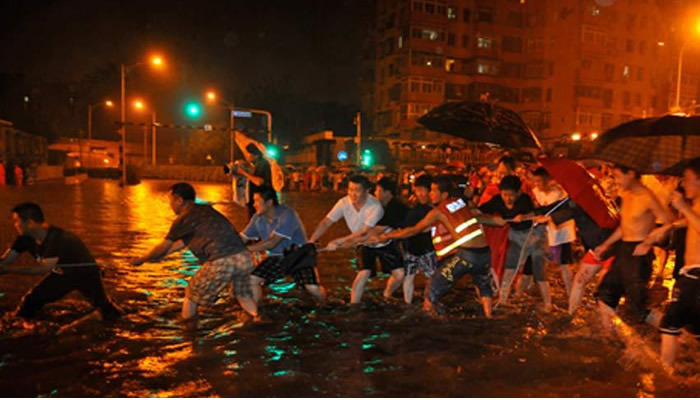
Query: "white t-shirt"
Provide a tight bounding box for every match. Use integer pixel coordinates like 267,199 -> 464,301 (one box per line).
532,185 -> 576,246
326,195 -> 384,234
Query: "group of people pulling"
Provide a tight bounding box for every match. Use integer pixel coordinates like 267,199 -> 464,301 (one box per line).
1,154 -> 699,373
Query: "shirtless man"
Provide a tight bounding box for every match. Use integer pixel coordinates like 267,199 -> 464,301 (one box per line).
594,166 -> 672,330
658,158 -> 700,370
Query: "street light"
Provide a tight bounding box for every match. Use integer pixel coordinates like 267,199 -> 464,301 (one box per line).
86,99 -> 114,168
590,132 -> 599,140
132,100 -> 158,165
571,133 -> 582,141
119,53 -> 166,186
674,18 -> 700,112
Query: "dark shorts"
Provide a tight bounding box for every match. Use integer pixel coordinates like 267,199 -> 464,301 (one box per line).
429,246 -> 492,303
252,256 -> 320,287
358,242 -> 404,276
659,267 -> 700,338
505,227 -> 548,282
549,242 -> 574,265
595,241 -> 654,322
16,268 -> 121,319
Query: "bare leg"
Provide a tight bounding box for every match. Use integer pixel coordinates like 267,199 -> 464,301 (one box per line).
515,275 -> 533,297
537,281 -> 552,312
568,263 -> 602,315
660,334 -> 680,370
499,269 -> 517,305
597,300 -> 616,338
351,270 -> 372,304
402,272 -> 416,304
384,268 -> 405,299
250,275 -> 265,304
560,264 -> 573,296
181,297 -> 199,320
481,296 -> 493,319
304,284 -> 327,303
236,296 -> 259,320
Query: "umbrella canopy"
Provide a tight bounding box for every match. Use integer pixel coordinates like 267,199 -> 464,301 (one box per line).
418,101 -> 542,150
538,157 -> 619,229
595,115 -> 700,175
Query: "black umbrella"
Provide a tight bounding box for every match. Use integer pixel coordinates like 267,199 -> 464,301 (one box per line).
417,101 -> 542,150
595,115 -> 700,175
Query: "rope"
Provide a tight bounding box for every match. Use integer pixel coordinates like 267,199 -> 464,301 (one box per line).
499,197 -> 570,296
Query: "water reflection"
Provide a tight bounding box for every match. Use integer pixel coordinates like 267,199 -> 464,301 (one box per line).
0,180 -> 697,396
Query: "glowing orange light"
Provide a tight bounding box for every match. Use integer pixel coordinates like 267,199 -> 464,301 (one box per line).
133,100 -> 145,110
571,133 -> 582,141
105,100 -> 114,107
590,132 -> 599,140
151,56 -> 164,67
206,91 -> 217,102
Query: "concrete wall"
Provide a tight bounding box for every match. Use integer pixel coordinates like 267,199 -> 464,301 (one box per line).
139,165 -> 230,182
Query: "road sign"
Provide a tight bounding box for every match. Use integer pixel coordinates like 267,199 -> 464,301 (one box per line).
232,110 -> 252,118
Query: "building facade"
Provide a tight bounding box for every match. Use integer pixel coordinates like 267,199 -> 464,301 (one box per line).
363,0 -> 689,147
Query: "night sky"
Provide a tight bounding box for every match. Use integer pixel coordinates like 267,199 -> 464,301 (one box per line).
0,0 -> 372,142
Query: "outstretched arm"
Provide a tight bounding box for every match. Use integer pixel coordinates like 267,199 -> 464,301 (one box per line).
131,239 -> 176,266
309,217 -> 334,243
1,255 -> 58,275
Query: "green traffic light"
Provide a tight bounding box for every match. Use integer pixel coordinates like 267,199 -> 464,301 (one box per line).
361,149 -> 374,168
184,102 -> 201,118
266,145 -> 280,160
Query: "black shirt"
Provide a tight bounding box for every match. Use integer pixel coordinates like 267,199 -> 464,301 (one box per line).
11,226 -> 96,274
402,203 -> 434,256
248,158 -> 272,202
479,193 -> 535,231
550,201 -> 613,251
166,204 -> 247,263
377,197 -> 409,229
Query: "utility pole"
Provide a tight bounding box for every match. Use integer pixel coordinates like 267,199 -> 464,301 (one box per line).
355,112 -> 361,165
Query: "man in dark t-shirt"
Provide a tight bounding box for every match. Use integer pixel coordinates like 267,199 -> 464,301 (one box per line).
479,175 -> 551,310
356,178 -> 408,302
0,202 -> 122,320
400,175 -> 437,305
131,182 -> 258,322
229,144 -> 273,218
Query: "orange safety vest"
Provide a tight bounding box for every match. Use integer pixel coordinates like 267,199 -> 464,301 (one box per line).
431,197 -> 485,260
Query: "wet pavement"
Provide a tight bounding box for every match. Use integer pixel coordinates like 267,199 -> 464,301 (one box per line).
0,179 -> 698,397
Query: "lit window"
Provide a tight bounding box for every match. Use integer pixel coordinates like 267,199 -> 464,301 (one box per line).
477,37 -> 492,48
445,58 -> 455,72
398,36 -> 403,49
623,65 -> 630,79
447,7 -> 457,19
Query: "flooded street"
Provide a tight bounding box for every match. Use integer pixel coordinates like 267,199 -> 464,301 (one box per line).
0,179 -> 698,397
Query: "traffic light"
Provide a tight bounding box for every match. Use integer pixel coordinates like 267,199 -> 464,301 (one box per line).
266,144 -> 280,160
361,148 -> 374,168
184,102 -> 201,118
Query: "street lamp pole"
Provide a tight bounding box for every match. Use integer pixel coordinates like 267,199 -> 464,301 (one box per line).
120,63 -> 127,186
152,111 -> 157,165
229,106 -> 235,163
675,40 -> 689,111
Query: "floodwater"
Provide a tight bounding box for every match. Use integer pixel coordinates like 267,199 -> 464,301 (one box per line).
0,179 -> 697,397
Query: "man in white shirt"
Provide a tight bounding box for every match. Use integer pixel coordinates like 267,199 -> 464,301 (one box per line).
310,175 -> 403,304
531,167 -> 577,296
